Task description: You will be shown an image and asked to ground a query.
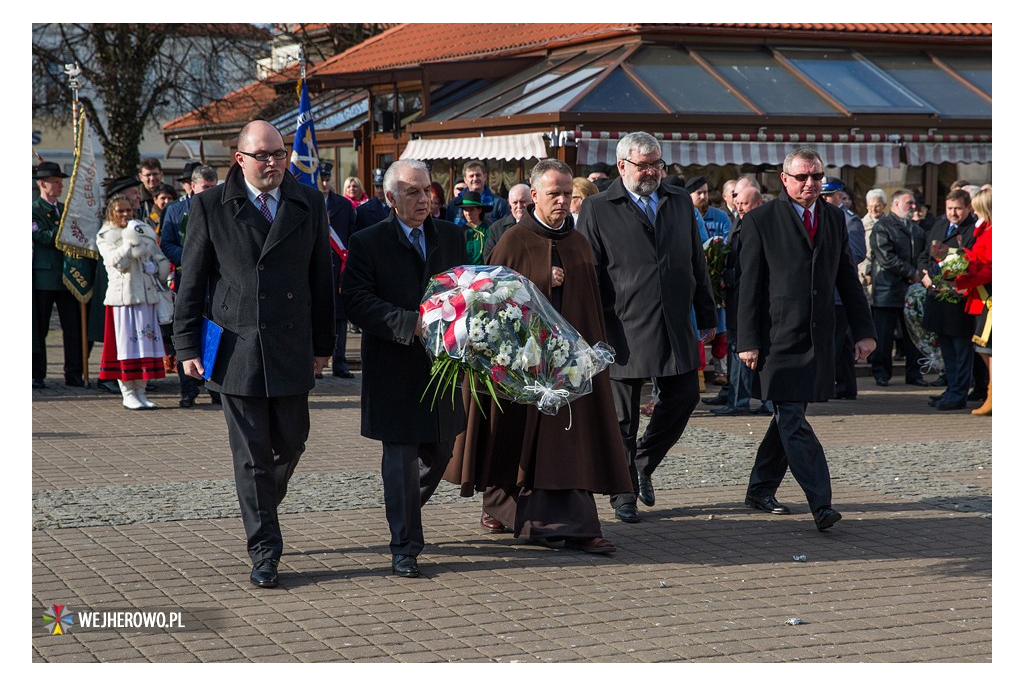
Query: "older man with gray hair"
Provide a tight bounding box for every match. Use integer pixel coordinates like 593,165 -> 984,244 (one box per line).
342,159 -> 468,579
483,182 -> 533,260
577,131 -> 717,524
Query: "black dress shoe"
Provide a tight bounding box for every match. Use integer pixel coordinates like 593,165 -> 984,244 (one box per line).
967,387 -> 986,401
65,377 -> 85,388
32,379 -> 45,389
637,473 -> 655,507
179,397 -> 195,408
250,559 -> 279,588
701,396 -> 727,405
614,503 -> 641,523
929,376 -> 948,387
392,555 -> 420,578
745,494 -> 791,515
333,370 -> 355,379
929,394 -> 945,402
934,400 -> 966,411
750,406 -> 773,415
711,406 -> 740,416
875,378 -> 889,387
96,379 -> 120,394
905,378 -> 929,387
813,506 -> 842,531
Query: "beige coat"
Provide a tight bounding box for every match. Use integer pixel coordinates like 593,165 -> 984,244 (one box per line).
97,219 -> 171,307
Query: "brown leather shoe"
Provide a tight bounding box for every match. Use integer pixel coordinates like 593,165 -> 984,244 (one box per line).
712,373 -> 728,385
565,537 -> 615,554
480,512 -> 510,534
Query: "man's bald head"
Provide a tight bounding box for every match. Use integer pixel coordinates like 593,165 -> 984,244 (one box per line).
507,183 -> 533,221
234,120 -> 287,193
734,186 -> 763,219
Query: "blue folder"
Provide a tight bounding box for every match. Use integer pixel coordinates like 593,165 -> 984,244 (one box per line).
200,317 -> 223,381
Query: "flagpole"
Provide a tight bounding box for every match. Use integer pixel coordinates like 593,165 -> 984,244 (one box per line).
65,62 -> 90,384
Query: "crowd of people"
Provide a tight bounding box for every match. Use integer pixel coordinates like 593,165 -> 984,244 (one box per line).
32,123 -> 992,587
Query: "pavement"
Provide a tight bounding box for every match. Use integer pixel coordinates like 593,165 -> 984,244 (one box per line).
30,328 -> 995,663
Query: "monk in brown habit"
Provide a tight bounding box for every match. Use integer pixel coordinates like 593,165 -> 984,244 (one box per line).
444,159 -> 632,553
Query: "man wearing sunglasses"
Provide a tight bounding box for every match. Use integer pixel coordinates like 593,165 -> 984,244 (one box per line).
576,131 -> 718,525
173,120 -> 336,589
737,148 -> 876,532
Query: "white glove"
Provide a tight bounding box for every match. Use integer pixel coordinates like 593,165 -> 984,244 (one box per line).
142,259 -> 159,274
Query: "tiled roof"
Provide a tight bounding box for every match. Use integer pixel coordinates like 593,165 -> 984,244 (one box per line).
164,23 -> 990,134
310,23 -> 991,76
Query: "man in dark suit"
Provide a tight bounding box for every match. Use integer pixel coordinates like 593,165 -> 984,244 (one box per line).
868,189 -> 927,387
319,162 -> 358,379
821,178 -> 867,400
354,167 -> 390,231
918,189 -> 977,410
737,148 -> 876,531
342,159 -> 468,579
576,131 -> 718,524
173,120 -> 336,588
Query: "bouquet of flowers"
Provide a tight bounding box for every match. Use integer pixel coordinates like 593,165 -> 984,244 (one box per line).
927,242 -> 970,304
703,236 -> 730,308
904,283 -> 943,374
419,265 -> 615,416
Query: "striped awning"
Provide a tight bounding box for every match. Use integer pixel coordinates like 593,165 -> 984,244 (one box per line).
401,132 -> 548,162
575,133 -> 900,168
904,142 -> 992,165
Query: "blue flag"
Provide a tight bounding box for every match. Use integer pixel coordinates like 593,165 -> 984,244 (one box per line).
289,78 -> 320,189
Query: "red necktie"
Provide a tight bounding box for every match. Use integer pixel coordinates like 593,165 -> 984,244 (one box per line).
803,208 -> 816,246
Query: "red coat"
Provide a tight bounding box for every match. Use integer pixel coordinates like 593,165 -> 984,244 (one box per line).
955,220 -> 992,315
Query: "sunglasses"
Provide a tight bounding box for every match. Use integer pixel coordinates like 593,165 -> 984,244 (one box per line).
784,172 -> 825,183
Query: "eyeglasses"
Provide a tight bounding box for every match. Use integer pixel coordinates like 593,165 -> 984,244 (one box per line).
238,149 -> 289,163
622,159 -> 666,173
784,172 -> 825,183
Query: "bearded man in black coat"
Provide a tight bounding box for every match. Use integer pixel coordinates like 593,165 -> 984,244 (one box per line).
737,148 -> 876,532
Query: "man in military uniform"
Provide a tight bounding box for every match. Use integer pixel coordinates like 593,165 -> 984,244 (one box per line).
32,161 -> 84,389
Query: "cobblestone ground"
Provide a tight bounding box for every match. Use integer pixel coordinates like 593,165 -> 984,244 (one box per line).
31,330 -> 994,663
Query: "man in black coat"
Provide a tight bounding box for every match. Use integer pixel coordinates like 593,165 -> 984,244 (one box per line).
868,189 -> 928,387
576,131 -> 718,524
738,148 -> 875,532
342,159 -> 468,579
319,162 -> 358,378
173,120 -> 336,589
918,189 -> 977,409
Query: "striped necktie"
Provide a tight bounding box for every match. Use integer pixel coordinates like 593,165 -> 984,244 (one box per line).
257,193 -> 274,223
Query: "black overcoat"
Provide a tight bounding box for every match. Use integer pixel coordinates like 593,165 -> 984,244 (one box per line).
737,194 -> 875,402
918,214 -> 977,337
576,178 -> 717,379
172,164 -> 336,397
342,213 -> 468,443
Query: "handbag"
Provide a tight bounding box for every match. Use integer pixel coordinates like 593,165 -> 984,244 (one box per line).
153,274 -> 175,325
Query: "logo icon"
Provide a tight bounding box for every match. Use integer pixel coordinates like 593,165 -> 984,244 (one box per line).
42,604 -> 75,635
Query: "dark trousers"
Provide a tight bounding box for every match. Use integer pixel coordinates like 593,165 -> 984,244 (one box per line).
381,441 -> 452,557
221,393 -> 310,564
870,306 -> 924,383
747,401 -> 832,513
33,287 -> 84,382
610,371 -> 699,508
834,304 -> 858,398
938,334 -> 974,404
724,336 -> 752,410
332,314 -> 350,374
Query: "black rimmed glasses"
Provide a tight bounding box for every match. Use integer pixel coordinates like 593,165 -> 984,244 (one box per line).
784,172 -> 825,183
239,149 -> 289,163
622,159 -> 666,173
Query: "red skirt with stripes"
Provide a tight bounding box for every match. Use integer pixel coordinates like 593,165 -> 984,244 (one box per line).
97,306 -> 166,381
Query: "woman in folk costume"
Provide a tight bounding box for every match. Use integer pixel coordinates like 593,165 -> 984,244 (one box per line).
454,190 -> 493,265
955,187 -> 992,416
96,194 -> 171,409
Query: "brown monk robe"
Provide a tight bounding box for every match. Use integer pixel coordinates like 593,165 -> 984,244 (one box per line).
443,202 -> 632,552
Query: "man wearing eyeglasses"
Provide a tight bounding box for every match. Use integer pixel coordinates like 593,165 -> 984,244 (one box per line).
172,119 -> 336,589
737,148 -> 875,532
576,131 -> 718,525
